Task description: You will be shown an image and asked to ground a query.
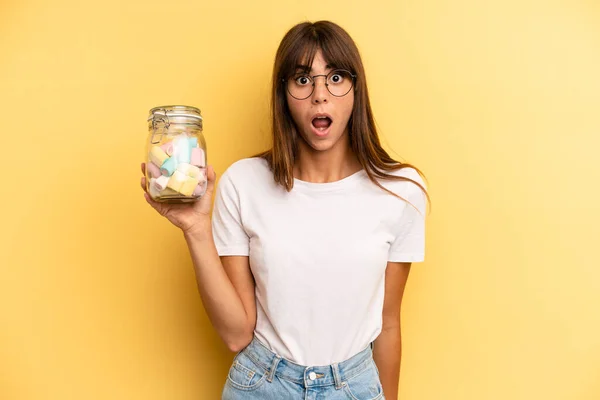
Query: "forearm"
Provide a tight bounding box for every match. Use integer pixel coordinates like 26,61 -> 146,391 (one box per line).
373,326 -> 402,399
183,228 -> 251,351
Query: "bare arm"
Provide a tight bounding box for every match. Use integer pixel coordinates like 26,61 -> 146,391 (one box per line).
183,230 -> 257,352
141,163 -> 256,352
373,261 -> 412,399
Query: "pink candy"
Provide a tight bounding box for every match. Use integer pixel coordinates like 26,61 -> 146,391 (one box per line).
161,142 -> 174,156
147,162 -> 161,178
191,148 -> 205,167
193,182 -> 206,197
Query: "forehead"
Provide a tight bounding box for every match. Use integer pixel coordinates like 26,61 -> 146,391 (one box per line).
296,50 -> 335,72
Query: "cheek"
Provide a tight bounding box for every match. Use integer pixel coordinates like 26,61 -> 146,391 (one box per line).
338,96 -> 354,123
286,96 -> 304,124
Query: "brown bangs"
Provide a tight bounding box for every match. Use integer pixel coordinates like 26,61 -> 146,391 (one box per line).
278,27 -> 356,80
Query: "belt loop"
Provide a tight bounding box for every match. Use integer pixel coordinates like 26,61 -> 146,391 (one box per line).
266,355 -> 281,383
331,362 -> 343,390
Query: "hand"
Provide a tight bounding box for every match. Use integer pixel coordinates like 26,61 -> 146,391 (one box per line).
140,162 -> 217,235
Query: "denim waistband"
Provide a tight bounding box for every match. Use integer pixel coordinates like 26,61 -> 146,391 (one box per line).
238,336 -> 375,389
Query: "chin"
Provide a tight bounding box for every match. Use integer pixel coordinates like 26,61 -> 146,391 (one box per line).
303,135 -> 343,153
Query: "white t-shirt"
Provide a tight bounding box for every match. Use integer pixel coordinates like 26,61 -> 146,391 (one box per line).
211,157 -> 427,366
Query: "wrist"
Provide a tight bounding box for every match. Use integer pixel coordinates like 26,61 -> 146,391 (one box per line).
182,222 -> 213,242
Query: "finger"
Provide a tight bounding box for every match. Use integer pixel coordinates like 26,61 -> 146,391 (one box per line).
205,165 -> 216,192
206,165 -> 216,182
141,162 -> 146,175
141,177 -> 147,192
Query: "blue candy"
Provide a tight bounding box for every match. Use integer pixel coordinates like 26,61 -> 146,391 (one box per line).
160,157 -> 177,176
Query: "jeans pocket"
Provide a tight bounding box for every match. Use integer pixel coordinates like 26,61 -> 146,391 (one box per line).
342,360 -> 384,400
226,352 -> 268,391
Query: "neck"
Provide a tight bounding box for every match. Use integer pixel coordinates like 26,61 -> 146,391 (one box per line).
294,134 -> 362,183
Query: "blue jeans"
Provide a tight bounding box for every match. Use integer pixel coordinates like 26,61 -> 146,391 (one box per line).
222,335 -> 386,399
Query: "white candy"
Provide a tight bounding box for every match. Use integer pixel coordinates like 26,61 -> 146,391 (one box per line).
154,175 -> 169,190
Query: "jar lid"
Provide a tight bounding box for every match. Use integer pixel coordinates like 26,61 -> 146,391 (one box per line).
147,105 -> 203,122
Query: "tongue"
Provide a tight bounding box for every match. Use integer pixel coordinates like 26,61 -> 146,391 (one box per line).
312,118 -> 332,129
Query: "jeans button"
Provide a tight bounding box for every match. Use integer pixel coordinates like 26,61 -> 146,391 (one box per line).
308,372 -> 317,380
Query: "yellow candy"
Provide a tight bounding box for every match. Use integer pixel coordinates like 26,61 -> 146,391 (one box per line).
180,176 -> 200,196
160,187 -> 179,196
149,146 -> 169,166
167,170 -> 187,192
176,162 -> 202,179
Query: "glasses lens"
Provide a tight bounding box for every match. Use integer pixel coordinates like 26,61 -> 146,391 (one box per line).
286,69 -> 355,99
287,74 -> 313,99
327,69 -> 354,97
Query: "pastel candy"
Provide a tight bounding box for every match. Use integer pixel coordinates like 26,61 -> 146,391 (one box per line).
177,163 -> 202,179
180,176 -> 200,196
192,182 -> 206,197
198,167 -> 207,182
167,170 -> 187,192
149,146 -> 169,167
161,187 -> 179,196
147,162 -> 161,178
154,175 -> 169,191
161,142 -> 174,156
188,137 -> 198,148
160,157 -> 177,176
174,136 -> 191,163
148,178 -> 160,199
191,148 -> 205,167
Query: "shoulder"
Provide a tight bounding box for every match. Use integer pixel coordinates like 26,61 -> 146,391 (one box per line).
377,166 -> 427,193
219,157 -> 272,184
374,166 -> 428,214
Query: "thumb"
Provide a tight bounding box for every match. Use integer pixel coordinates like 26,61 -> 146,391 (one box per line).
205,165 -> 217,194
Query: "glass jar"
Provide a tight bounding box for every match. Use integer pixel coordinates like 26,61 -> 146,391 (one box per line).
145,105 -> 207,203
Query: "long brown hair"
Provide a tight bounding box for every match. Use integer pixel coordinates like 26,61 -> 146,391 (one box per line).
254,20 -> 430,213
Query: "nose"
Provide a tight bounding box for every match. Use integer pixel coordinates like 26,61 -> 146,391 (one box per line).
311,76 -> 329,104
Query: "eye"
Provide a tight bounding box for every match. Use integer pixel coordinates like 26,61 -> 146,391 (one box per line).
329,71 -> 346,84
294,75 -> 311,85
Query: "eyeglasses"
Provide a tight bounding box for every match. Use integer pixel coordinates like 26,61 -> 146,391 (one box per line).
283,69 -> 356,100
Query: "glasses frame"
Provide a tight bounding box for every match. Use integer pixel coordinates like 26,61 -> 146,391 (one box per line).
282,69 -> 357,100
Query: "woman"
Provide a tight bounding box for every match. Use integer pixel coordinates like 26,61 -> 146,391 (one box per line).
141,20 -> 429,400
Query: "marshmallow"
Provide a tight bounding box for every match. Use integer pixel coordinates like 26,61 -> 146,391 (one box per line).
154,175 -> 169,191
161,187 -> 179,196
192,182 -> 206,197
149,178 -> 161,199
149,146 -> 169,167
147,162 -> 161,178
177,162 -> 203,180
167,170 -> 187,192
198,167 -> 207,182
161,142 -> 174,156
180,176 -> 200,196
174,136 -> 191,164
160,157 -> 177,176
188,137 -> 198,148
191,148 -> 205,167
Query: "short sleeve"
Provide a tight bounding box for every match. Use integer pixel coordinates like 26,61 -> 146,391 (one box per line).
388,173 -> 427,263
211,170 -> 250,256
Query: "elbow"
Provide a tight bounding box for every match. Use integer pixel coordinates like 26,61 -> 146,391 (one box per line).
226,331 -> 254,353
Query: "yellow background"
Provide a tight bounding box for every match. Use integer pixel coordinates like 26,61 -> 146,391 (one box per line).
1,0 -> 599,399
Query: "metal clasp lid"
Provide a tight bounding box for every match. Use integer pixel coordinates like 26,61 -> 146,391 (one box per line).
151,108 -> 170,144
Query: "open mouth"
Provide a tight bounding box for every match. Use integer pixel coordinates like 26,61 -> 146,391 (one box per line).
311,116 -> 332,132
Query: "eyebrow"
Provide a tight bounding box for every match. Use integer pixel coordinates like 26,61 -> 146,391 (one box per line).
294,63 -> 335,73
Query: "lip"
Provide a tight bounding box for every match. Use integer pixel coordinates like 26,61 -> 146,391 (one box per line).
310,112 -> 333,137
311,112 -> 333,122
